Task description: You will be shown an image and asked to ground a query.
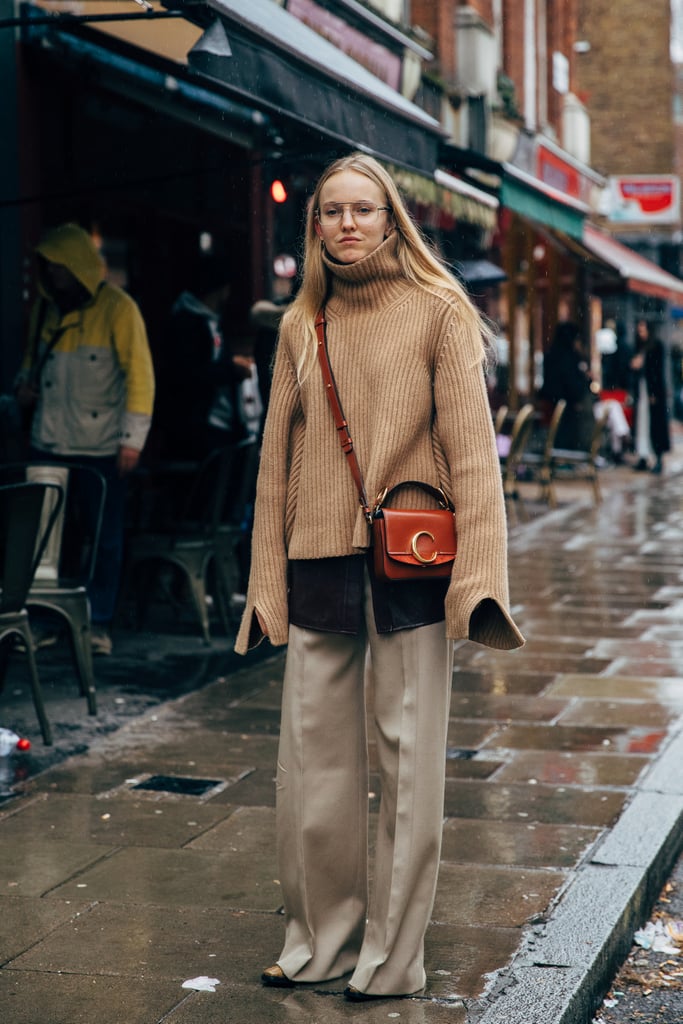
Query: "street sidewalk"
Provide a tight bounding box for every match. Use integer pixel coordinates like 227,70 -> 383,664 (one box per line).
1,442 -> 683,1023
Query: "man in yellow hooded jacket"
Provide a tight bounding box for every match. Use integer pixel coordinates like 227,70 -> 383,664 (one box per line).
16,223 -> 155,655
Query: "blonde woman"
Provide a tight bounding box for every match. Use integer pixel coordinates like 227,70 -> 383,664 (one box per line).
236,153 -> 524,1000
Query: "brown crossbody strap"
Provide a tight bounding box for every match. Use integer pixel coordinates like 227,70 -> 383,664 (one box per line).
314,307 -> 372,523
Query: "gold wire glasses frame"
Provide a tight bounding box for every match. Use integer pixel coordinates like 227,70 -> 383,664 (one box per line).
316,202 -> 392,224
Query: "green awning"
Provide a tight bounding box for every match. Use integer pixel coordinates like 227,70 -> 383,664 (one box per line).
384,163 -> 499,230
502,174 -> 586,239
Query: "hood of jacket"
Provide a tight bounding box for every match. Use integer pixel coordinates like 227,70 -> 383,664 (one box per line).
35,223 -> 106,299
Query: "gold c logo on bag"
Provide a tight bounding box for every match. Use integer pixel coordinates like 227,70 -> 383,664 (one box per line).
411,531 -> 437,564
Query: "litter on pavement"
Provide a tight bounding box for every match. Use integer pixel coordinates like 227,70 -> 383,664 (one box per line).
181,976 -> 221,992
633,919 -> 681,955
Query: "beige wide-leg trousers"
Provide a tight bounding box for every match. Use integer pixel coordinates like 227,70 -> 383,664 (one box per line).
275,574 -> 453,996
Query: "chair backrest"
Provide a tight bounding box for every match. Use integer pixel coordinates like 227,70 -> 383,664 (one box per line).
174,437 -> 259,540
494,405 -> 509,436
501,403 -> 535,490
0,481 -> 64,613
0,462 -> 107,587
26,465 -> 69,581
542,399 -> 567,459
589,406 -> 610,461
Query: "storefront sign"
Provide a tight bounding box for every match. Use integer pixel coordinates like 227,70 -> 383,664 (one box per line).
536,143 -> 584,202
605,175 -> 681,224
286,0 -> 401,88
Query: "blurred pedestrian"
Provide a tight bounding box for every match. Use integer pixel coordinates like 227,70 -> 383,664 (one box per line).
15,223 -> 155,655
155,256 -> 255,460
541,321 -> 596,450
235,152 -> 524,1000
630,319 -> 670,474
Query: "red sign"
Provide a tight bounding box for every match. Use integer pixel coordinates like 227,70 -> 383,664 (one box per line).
536,145 -> 583,201
607,176 -> 680,224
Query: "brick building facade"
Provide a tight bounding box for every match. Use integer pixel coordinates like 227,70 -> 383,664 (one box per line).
576,0 -> 674,176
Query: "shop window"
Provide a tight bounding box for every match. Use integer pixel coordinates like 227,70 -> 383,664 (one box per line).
468,95 -> 487,153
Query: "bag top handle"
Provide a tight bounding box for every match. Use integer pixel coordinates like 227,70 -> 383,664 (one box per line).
374,481 -> 454,514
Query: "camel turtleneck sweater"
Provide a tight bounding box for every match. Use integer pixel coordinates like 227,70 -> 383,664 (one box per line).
235,236 -> 524,654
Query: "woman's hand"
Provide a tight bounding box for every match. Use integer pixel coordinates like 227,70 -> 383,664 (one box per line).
117,446 -> 141,476
256,609 -> 269,637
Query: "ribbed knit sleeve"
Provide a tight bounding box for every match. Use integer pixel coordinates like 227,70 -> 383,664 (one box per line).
433,312 -> 524,650
234,327 -> 302,653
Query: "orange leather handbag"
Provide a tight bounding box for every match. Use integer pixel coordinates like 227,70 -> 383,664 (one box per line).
315,309 -> 457,582
371,482 -> 456,581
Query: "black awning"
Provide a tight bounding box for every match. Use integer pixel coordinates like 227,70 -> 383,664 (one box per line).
453,259 -> 507,287
187,5 -> 443,174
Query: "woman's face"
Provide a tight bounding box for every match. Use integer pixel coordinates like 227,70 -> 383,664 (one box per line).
314,169 -> 392,264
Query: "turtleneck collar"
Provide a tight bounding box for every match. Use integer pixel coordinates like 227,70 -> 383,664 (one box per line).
322,233 -> 410,314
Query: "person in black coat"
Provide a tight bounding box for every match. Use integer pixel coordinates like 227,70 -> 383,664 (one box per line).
630,319 -> 671,474
156,256 -> 253,461
541,321 -> 596,451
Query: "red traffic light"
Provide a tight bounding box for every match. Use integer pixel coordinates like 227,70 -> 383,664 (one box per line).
270,179 -> 288,203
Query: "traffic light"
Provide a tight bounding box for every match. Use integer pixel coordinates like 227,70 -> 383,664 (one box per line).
270,179 -> 288,203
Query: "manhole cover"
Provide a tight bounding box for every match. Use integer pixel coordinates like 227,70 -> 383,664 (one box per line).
131,775 -> 223,796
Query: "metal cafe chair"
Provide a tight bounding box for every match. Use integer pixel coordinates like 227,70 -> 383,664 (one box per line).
213,437 -> 260,631
0,463 -> 106,716
493,404 -> 509,436
0,480 -> 65,745
518,399 -> 567,508
549,406 -> 611,506
124,438 -> 258,643
499,403 -> 535,502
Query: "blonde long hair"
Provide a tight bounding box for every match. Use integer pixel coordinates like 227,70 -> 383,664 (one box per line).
285,152 -> 494,379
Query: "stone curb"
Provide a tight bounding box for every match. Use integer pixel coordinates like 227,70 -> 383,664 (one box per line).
473,722 -> 683,1024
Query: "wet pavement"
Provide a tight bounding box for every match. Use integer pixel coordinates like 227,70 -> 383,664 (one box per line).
1,446 -> 683,1024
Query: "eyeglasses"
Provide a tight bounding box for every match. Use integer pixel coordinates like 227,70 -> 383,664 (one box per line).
317,202 -> 392,224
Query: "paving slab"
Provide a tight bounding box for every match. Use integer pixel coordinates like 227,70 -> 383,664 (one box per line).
0,971 -> 183,1024
557,698 -> 678,728
443,778 -> 627,826
164,984 -> 469,1024
449,692 -> 570,721
440,819 -> 600,869
450,670 -> 556,695
48,844 -> 282,910
0,838 -> 115,897
484,722 -> 667,754
0,896 -> 92,964
433,863 -> 566,928
0,791 -> 237,847
492,750 -> 649,787
548,674 -> 683,703
9,901 -> 283,981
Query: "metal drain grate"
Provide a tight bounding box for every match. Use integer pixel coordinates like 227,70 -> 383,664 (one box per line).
446,748 -> 477,760
131,775 -> 223,796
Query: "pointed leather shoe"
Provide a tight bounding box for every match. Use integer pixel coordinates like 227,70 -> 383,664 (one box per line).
344,985 -> 385,1001
261,964 -> 294,988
